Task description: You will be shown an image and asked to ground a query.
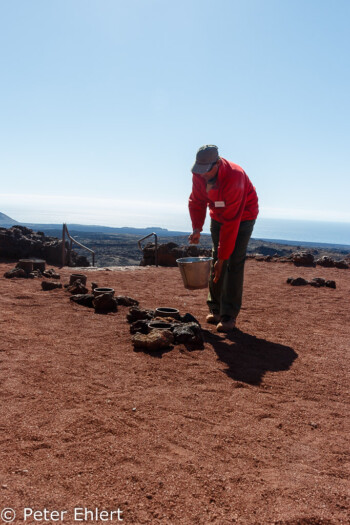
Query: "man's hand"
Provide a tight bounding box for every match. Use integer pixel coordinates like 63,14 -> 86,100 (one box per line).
213,259 -> 224,283
188,229 -> 200,244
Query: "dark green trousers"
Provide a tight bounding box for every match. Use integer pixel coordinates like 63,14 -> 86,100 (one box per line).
207,218 -> 255,318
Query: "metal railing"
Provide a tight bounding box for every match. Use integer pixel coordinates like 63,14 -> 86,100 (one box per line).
62,223 -> 95,267
137,232 -> 158,267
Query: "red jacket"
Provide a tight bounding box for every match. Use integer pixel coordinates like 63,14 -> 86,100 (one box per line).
189,158 -> 259,260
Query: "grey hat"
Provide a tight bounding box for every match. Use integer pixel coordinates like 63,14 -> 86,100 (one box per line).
191,145 -> 219,174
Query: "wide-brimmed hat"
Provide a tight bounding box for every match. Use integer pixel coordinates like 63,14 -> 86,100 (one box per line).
191,145 -> 219,174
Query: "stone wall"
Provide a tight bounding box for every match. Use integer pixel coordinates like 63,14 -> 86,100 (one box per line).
0,226 -> 90,266
140,242 -> 211,267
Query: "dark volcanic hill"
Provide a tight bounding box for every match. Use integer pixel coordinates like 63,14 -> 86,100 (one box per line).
0,212 -> 18,226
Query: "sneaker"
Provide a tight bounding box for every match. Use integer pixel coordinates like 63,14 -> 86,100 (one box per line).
217,315 -> 236,332
206,312 -> 221,324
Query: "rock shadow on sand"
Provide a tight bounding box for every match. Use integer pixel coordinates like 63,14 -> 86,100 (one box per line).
203,329 -> 297,385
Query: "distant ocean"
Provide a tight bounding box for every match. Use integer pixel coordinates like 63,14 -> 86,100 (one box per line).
2,203 -> 350,247
251,218 -> 350,246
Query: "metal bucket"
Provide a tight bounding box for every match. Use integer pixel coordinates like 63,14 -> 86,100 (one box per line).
70,273 -> 87,285
17,259 -> 34,273
32,259 -> 46,272
176,257 -> 213,290
93,287 -> 115,297
155,307 -> 180,320
148,321 -> 173,330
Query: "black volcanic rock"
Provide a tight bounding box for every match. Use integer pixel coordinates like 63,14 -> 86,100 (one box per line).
129,319 -> 150,335
292,251 -> 315,267
127,306 -> 155,323
4,268 -> 27,279
42,269 -> 60,279
132,329 -> 174,351
254,245 -> 286,256
172,322 -> 203,347
117,295 -> 139,307
289,277 -> 309,286
334,260 -> 349,269
93,294 -> 118,312
28,270 -> 42,279
67,280 -> 89,295
41,281 -> 62,291
316,256 -> 335,268
0,226 -> 89,267
140,242 -> 211,267
287,276 -> 336,289
310,277 -> 326,287
180,313 -> 201,326
70,294 -> 95,307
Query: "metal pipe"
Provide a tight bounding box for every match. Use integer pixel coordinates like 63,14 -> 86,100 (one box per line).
61,223 -> 96,267
155,235 -> 158,267
137,232 -> 158,267
62,223 -> 66,268
69,238 -> 73,266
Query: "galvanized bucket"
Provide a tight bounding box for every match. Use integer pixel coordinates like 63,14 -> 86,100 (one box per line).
70,273 -> 87,286
93,287 -> 115,297
176,257 -> 213,290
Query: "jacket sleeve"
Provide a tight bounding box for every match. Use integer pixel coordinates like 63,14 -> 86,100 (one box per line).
217,174 -> 248,260
188,174 -> 208,232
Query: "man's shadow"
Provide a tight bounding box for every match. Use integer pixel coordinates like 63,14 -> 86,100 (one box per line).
203,328 -> 298,385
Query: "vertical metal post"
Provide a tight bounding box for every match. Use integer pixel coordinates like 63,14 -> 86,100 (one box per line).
69,238 -> 73,266
137,232 -> 159,267
62,223 -> 66,267
155,234 -> 158,267
61,222 -> 95,266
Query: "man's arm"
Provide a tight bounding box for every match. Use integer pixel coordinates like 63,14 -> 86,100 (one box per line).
213,258 -> 224,283
188,229 -> 201,244
188,174 -> 207,244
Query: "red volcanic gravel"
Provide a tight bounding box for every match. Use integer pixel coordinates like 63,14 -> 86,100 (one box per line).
0,260 -> 349,524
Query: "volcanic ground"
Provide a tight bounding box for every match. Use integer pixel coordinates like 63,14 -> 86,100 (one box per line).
0,260 -> 349,524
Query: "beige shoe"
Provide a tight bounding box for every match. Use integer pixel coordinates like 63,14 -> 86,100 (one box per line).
206,312 -> 221,324
217,316 -> 236,332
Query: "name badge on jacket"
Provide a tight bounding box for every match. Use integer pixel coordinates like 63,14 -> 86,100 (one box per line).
215,201 -> 225,208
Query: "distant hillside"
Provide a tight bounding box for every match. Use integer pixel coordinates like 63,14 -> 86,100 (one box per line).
0,212 -> 18,226
63,231 -> 350,268
19,223 -> 190,237
0,213 -> 350,253
257,238 -> 350,250
18,223 -> 350,250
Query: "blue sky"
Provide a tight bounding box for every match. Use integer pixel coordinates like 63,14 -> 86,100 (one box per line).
0,0 -> 349,233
